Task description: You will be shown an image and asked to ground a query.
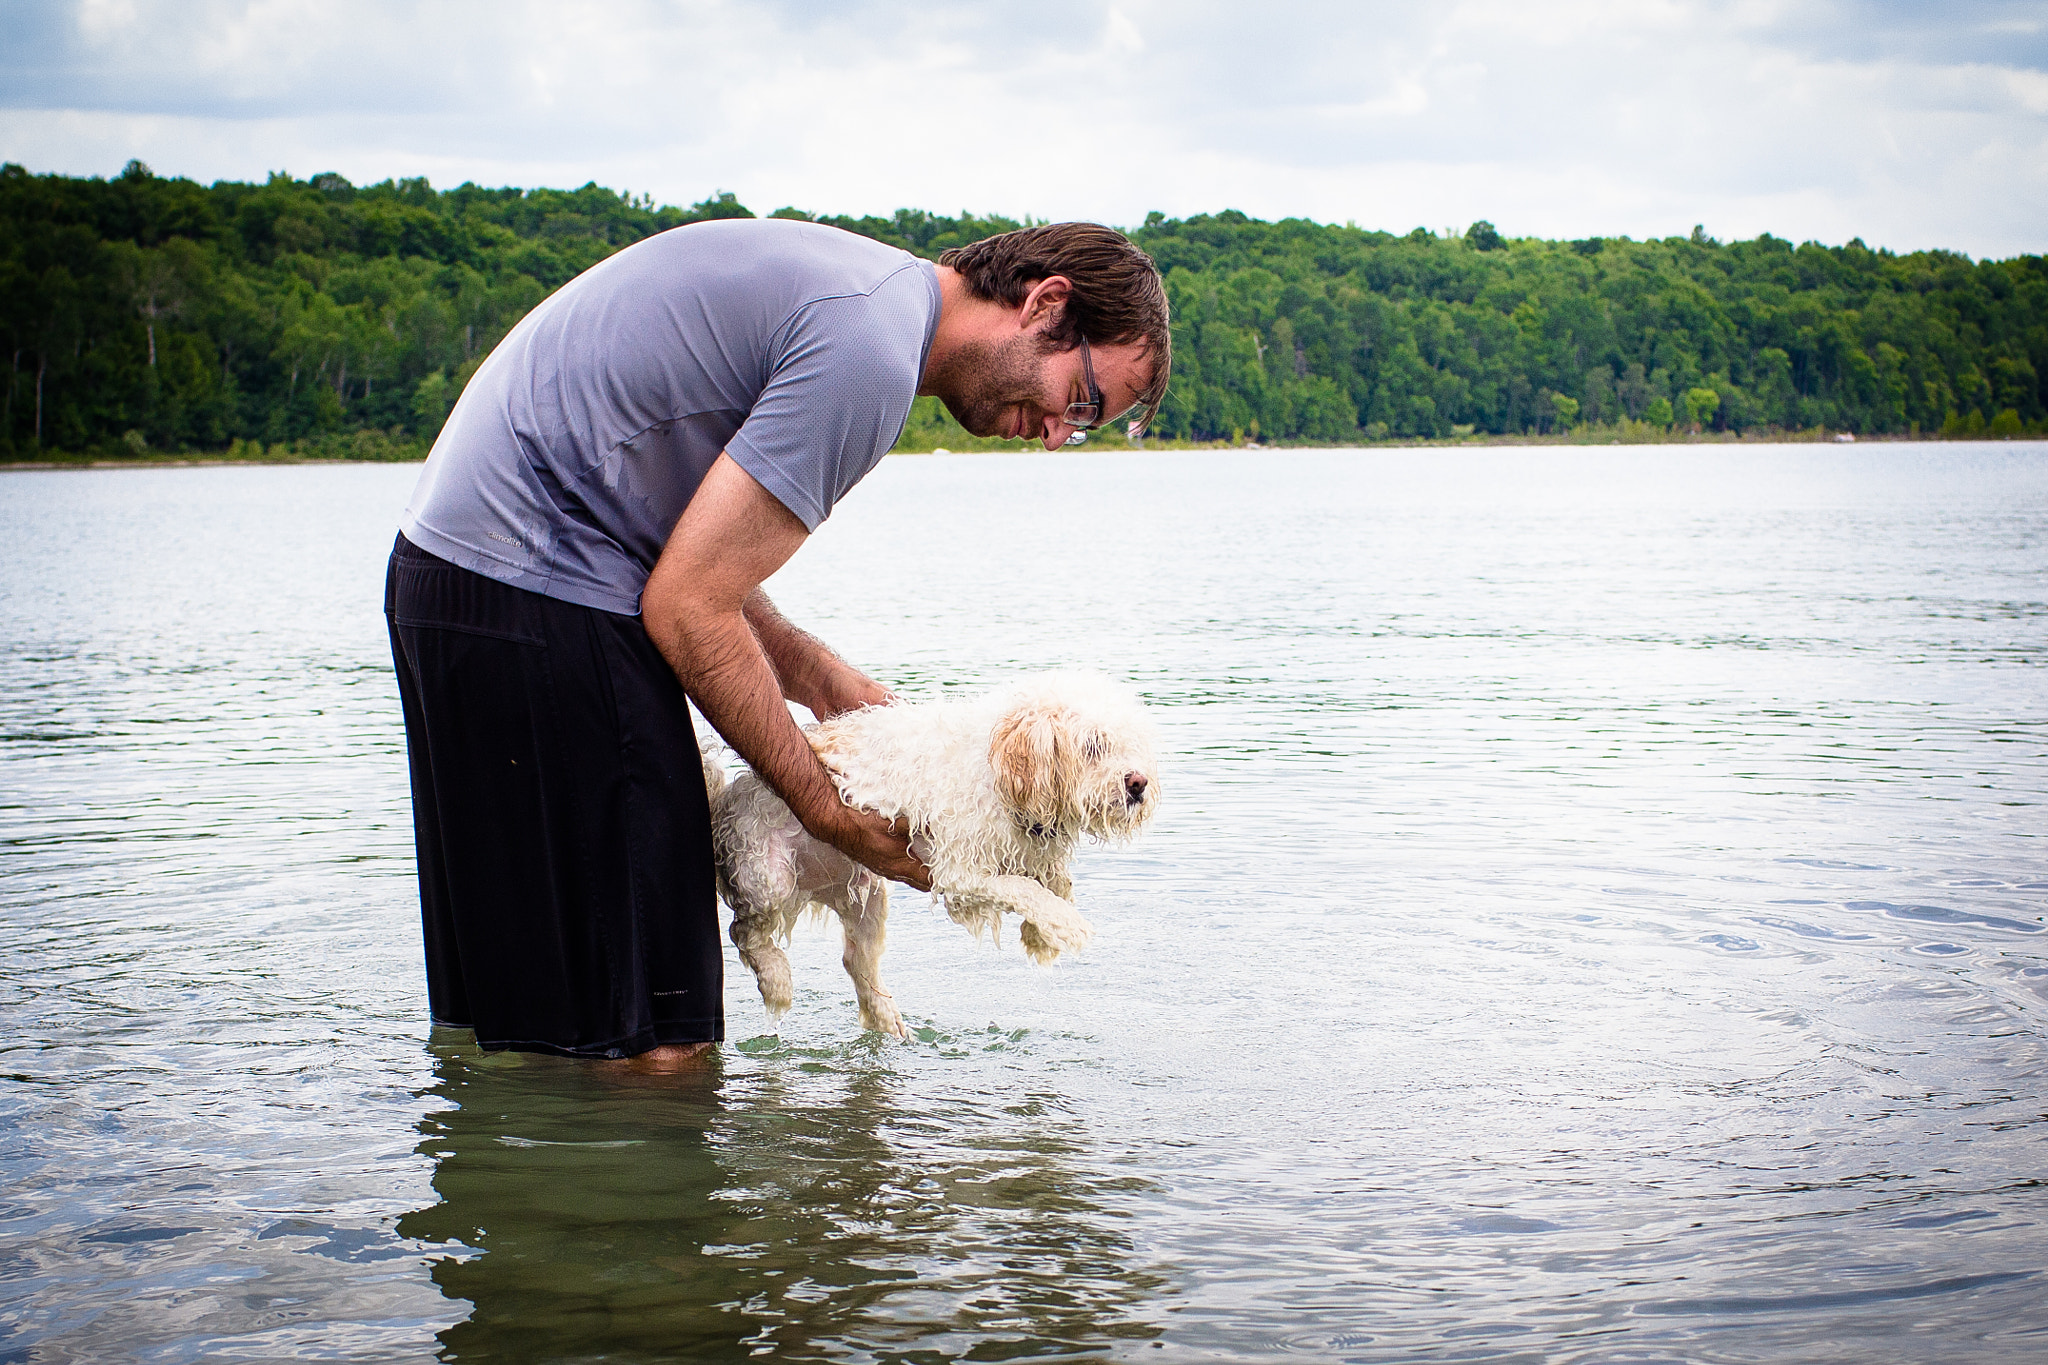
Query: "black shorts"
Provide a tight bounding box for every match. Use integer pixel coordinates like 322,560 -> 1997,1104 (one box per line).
383,533 -> 723,1057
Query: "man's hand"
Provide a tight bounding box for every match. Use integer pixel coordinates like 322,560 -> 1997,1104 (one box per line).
825,806 -> 931,891
643,454 -> 931,890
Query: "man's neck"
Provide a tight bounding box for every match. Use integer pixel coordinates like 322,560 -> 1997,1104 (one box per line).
919,265 -> 1008,397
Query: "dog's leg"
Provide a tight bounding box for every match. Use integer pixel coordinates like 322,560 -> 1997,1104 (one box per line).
833,872 -> 905,1038
718,791 -> 809,1021
727,897 -> 797,1019
940,874 -> 1094,965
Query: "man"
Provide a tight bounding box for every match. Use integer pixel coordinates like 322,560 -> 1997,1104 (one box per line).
385,217 -> 1170,1066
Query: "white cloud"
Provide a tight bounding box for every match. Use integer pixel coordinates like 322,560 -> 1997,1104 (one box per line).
0,0 -> 2042,256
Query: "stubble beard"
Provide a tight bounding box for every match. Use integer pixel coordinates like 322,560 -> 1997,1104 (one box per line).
930,332 -> 1054,438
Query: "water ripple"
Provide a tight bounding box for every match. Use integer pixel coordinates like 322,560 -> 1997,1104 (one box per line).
2,448 -> 2046,1361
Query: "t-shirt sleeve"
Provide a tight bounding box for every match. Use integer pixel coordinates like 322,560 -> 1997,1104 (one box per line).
723,264 -> 932,531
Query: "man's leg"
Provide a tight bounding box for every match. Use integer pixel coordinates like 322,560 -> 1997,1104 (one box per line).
386,604 -> 472,1032
384,534 -> 722,1057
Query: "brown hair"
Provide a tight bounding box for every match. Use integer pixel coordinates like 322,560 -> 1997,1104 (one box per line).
938,222 -> 1171,432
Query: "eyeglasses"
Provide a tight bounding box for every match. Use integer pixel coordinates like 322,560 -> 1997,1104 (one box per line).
1060,337 -> 1108,432
1065,335 -> 1153,432
1059,337 -> 1154,445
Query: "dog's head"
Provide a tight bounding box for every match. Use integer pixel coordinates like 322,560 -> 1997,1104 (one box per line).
986,673 -> 1159,842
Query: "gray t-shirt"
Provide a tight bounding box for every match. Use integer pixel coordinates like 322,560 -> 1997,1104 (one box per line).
400,218 -> 941,615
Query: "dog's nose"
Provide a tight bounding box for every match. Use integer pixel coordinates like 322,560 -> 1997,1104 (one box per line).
1124,773 -> 1149,805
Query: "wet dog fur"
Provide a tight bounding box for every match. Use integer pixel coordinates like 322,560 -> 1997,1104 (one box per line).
703,672 -> 1160,1036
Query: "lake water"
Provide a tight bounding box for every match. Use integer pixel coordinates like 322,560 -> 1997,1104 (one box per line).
3,444 -> 2045,1363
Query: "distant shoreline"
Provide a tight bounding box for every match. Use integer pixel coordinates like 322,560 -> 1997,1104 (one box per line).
11,166 -> 2042,463
8,429 -> 2042,472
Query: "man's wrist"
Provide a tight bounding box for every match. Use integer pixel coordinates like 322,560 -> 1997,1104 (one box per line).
795,660 -> 844,718
812,662 -> 890,719
792,783 -> 854,843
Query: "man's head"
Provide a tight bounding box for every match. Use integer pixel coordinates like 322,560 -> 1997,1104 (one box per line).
928,222 -> 1170,449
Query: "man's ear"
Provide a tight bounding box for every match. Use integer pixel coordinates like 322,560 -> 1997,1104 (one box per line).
1017,275 -> 1072,333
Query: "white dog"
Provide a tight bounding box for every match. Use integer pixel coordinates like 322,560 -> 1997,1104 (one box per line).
703,672 -> 1160,1037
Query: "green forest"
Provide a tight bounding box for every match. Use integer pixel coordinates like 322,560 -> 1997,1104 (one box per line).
3,159 -> 2044,460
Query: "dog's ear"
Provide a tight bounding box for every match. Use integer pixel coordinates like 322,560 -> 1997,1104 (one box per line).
988,701 -> 1081,827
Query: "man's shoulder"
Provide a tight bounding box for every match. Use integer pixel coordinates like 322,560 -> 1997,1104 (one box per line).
634,218 -> 923,303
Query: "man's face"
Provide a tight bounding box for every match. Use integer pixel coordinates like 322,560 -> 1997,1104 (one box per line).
936,330 -> 1154,451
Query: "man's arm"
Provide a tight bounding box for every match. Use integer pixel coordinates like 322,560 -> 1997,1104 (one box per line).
642,453 -> 930,890
742,590 -> 892,720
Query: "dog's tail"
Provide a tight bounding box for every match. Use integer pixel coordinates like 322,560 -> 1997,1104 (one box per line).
697,733 -> 736,910
698,733 -> 730,802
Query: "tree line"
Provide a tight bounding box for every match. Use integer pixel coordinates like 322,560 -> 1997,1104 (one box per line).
1145,214 -> 2044,443
3,160 -> 2043,459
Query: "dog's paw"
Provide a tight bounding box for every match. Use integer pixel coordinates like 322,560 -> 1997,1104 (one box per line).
859,995 -> 910,1039
1018,910 -> 1094,965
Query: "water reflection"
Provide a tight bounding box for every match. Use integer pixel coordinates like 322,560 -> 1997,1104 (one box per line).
403,1029 -> 1165,1361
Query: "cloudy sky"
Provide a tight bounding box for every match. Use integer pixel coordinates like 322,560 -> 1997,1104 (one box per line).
3,0 -> 2044,257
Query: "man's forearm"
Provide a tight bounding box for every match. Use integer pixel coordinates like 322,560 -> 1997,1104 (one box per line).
743,590 -> 891,720
743,591 -> 833,713
656,600 -> 850,841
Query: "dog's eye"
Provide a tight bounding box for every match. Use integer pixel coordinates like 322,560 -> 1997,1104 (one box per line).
1082,735 -> 1107,762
